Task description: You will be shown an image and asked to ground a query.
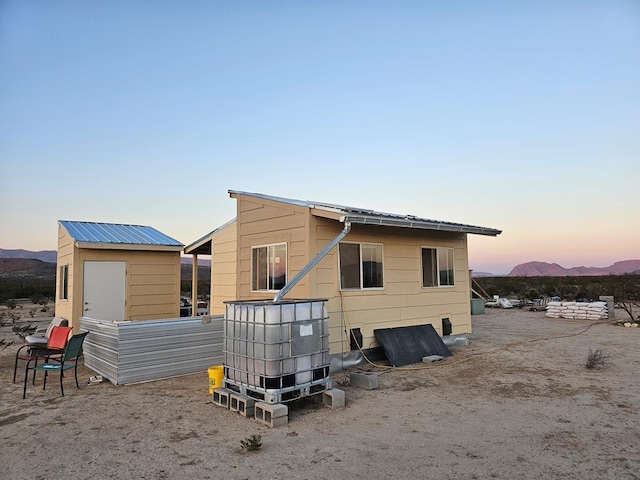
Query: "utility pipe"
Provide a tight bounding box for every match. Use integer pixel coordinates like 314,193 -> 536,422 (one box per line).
273,220 -> 351,303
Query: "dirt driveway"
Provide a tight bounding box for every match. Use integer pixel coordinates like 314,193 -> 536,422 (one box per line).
1,308 -> 638,479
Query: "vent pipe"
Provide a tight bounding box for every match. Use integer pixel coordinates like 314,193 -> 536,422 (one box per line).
273,220 -> 351,303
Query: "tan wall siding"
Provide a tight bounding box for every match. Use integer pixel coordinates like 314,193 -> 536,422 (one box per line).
311,219 -> 472,354
210,221 -> 238,315
54,225 -> 75,324
235,196 -> 311,300
127,252 -> 181,321
58,239 -> 181,329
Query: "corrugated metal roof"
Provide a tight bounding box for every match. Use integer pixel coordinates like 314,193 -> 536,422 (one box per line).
228,190 -> 502,237
59,220 -> 184,246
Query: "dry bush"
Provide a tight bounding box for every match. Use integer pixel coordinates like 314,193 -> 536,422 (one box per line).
585,348 -> 610,369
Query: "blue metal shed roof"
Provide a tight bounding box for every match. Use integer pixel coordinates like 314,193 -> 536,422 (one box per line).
59,221 -> 184,247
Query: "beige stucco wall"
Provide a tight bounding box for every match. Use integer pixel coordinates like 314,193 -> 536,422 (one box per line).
229,194 -> 473,355
55,226 -> 181,330
209,221 -> 238,315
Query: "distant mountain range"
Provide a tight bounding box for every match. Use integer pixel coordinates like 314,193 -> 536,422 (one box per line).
1,249 -> 637,277
507,260 -> 640,277
0,249 -> 57,263
0,249 -> 211,266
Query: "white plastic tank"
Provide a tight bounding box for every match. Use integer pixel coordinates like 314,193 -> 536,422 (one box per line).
223,299 -> 330,396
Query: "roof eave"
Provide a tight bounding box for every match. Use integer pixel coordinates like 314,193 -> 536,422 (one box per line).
75,242 -> 183,252
343,215 -> 502,237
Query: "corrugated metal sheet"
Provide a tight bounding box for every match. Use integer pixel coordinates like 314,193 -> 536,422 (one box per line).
60,220 -> 184,246
228,190 -> 501,236
80,316 -> 224,385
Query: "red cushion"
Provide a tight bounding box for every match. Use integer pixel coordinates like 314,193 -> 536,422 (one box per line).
47,326 -> 73,350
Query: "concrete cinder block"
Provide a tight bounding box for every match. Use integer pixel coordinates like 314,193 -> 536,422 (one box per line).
349,371 -> 379,390
212,387 -> 233,409
323,388 -> 346,408
422,355 -> 444,363
230,392 -> 256,418
254,402 -> 289,428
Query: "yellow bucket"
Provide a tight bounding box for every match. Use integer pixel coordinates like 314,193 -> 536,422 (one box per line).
208,365 -> 224,394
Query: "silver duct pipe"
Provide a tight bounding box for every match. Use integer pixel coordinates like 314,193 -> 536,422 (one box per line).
273,220 -> 351,303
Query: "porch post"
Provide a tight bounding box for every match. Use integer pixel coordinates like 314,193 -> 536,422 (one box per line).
192,253 -> 198,317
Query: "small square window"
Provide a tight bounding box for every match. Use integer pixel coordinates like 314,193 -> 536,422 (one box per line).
422,247 -> 454,287
339,242 -> 384,290
252,243 -> 287,291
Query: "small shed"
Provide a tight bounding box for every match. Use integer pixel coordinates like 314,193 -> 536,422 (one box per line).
55,220 -> 184,331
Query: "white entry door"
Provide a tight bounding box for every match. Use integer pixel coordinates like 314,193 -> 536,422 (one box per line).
83,261 -> 126,320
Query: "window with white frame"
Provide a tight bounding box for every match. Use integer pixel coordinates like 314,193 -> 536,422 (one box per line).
252,243 -> 287,291
59,264 -> 69,300
422,247 -> 455,287
339,242 -> 384,289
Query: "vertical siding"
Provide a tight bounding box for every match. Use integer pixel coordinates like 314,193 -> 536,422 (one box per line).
311,218 -> 472,354
235,195 -> 311,300
210,221 -> 237,314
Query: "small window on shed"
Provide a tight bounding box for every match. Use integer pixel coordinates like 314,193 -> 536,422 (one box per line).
59,264 -> 69,300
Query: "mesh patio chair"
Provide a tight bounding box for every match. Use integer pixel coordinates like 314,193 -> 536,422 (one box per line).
19,325 -> 72,386
23,331 -> 89,399
13,317 -> 69,382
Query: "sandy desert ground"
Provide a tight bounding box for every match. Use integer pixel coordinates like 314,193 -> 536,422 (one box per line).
0,306 -> 638,480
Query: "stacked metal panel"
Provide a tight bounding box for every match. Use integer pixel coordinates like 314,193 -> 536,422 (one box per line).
80,315 -> 224,385
223,299 -> 331,403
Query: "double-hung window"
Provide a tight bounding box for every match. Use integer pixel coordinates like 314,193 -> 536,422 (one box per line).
339,242 -> 384,290
422,247 -> 455,287
252,243 -> 287,291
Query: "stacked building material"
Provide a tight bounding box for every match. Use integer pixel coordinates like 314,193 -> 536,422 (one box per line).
545,301 -> 608,320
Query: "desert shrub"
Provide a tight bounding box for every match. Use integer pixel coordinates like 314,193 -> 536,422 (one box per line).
240,434 -> 262,452
12,324 -> 36,340
5,299 -> 17,309
0,310 -> 21,326
0,338 -> 15,351
585,348 -> 610,369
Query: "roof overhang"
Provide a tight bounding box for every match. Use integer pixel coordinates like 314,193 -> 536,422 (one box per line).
184,218 -> 236,256
75,242 -> 183,252
229,190 -> 501,237
340,214 -> 502,236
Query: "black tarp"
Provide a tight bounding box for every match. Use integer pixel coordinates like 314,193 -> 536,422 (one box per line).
374,324 -> 452,367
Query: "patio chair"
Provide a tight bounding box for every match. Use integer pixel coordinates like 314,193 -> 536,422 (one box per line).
18,325 -> 73,386
13,317 -> 69,382
23,331 -> 89,399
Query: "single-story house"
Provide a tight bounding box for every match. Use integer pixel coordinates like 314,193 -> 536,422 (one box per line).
185,191 -> 501,355
55,220 -> 184,331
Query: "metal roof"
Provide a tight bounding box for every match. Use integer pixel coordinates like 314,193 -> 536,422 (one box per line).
228,190 -> 502,237
59,220 -> 184,247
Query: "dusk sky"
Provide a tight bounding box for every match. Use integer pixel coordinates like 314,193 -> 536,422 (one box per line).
1,1 -> 638,274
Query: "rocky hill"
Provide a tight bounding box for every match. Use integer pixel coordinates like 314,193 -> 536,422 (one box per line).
0,249 -> 57,263
0,258 -> 57,277
508,260 -> 640,277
